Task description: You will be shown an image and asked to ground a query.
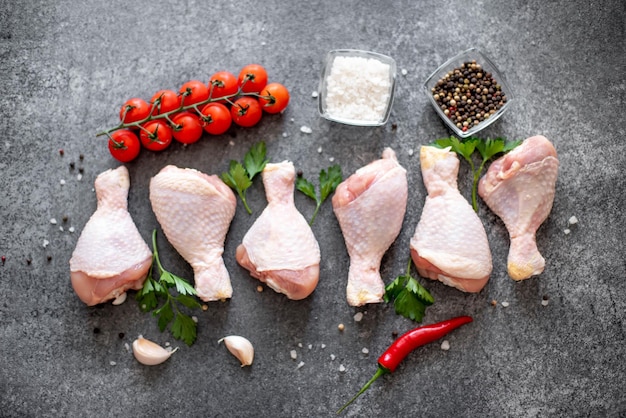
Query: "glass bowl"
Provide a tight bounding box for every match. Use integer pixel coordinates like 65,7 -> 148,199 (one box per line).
423,48 -> 513,138
318,49 -> 397,126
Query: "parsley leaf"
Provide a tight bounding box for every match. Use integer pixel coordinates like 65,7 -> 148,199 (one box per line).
221,141 -> 268,214
433,136 -> 521,212
296,164 -> 343,225
136,230 -> 201,346
384,259 -> 434,322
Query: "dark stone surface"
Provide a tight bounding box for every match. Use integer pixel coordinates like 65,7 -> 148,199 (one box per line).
1,1 -> 625,417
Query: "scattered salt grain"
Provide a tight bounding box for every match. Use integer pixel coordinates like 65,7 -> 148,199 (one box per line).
228,140 -> 235,146
191,316 -> 198,323
564,229 -> 571,235
441,340 -> 450,351
77,173 -> 82,181
165,341 -> 170,347
290,350 -> 297,360
568,216 -> 578,225
296,361 -> 305,369
339,364 -> 346,372
298,342 -> 303,348
308,344 -> 313,350
329,157 -> 335,162
312,91 -> 319,98
60,179 -> 66,185
401,68 -> 408,76
361,348 -> 369,355
109,361 -> 117,366
353,312 -> 363,322
59,226 -> 64,232
124,343 -> 130,352
330,354 -> 336,361
317,146 -> 323,153
408,149 -> 414,156
300,126 -> 313,134
321,344 -> 326,349
69,226 -> 75,233
541,299 -> 549,306
282,132 -> 288,138
50,218 -> 57,225
501,301 -> 510,308
42,239 -> 49,248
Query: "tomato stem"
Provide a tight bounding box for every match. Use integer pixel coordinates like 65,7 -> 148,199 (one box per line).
96,84 -> 259,138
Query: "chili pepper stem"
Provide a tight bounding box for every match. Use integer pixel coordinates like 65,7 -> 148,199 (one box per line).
337,366 -> 388,414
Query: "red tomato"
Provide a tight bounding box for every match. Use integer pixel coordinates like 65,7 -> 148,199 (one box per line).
140,120 -> 173,151
150,89 -> 181,115
258,82 -> 290,114
179,80 -> 209,107
200,103 -> 232,135
230,97 -> 262,128
108,130 -> 141,162
171,112 -> 203,144
208,71 -> 238,101
237,64 -> 268,93
119,98 -> 150,124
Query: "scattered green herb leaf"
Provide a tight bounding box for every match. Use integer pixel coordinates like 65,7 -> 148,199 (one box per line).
136,230 -> 202,346
433,136 -> 521,211
296,164 -> 342,225
384,258 -> 434,322
221,141 -> 268,214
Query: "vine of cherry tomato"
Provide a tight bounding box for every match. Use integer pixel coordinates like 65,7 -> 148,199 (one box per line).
105,64 -> 289,163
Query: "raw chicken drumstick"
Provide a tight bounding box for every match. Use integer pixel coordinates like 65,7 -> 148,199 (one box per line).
478,135 -> 559,280
150,166 -> 237,301
332,148 -> 408,306
236,161 -> 321,300
410,146 -> 492,293
70,166 -> 152,306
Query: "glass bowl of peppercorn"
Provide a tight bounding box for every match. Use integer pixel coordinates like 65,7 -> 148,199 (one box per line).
423,48 -> 513,138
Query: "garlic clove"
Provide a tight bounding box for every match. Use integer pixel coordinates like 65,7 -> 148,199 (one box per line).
132,336 -> 178,366
219,335 -> 254,367
111,292 -> 127,305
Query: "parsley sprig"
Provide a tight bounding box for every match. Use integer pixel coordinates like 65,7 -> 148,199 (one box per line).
221,141 -> 268,214
296,164 -> 342,225
384,258 -> 434,322
136,230 -> 201,346
433,136 -> 521,212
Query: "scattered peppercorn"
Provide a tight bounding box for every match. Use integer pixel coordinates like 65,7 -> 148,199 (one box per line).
62,215 -> 68,223
296,169 -> 303,177
46,255 -> 52,262
26,258 -> 32,265
93,327 -> 100,334
69,162 -> 75,170
1,256 -> 5,266
59,149 -> 64,156
118,332 -> 125,339
431,60 -> 507,132
79,154 -> 84,161
391,330 -> 398,338
78,167 -> 84,174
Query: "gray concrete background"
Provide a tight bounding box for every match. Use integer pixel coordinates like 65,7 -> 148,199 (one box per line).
1,1 -> 625,417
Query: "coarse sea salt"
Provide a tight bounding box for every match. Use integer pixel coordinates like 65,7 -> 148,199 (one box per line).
324,55 -> 392,124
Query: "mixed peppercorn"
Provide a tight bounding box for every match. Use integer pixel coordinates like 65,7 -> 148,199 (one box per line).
431,60 -> 507,132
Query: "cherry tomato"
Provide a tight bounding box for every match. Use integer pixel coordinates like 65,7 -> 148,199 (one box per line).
171,112 -> 203,144
119,98 -> 150,124
208,71 -> 238,102
200,103 -> 232,135
140,120 -> 173,151
237,64 -> 268,93
179,80 -> 209,107
230,97 -> 262,128
150,89 -> 181,115
108,130 -> 141,162
258,82 -> 290,114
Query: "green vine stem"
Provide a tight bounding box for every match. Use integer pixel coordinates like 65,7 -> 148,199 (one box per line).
96,76 -> 270,137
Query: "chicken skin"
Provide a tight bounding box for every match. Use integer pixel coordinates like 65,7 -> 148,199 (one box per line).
332,148 -> 408,306
410,146 -> 492,293
478,135 -> 559,280
70,166 -> 152,306
150,166 -> 237,301
236,161 -> 321,300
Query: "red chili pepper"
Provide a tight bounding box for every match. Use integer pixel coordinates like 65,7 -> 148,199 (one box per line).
337,315 -> 473,414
